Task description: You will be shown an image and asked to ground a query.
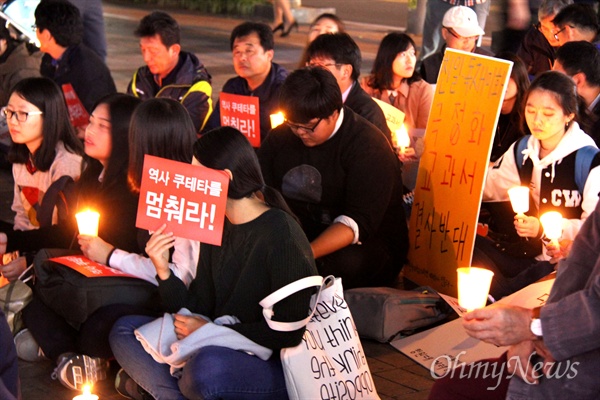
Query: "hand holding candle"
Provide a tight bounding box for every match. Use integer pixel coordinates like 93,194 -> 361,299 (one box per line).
457,267 -> 494,312
76,209 -> 100,237
270,111 -> 284,129
540,211 -> 563,248
508,186 -> 529,219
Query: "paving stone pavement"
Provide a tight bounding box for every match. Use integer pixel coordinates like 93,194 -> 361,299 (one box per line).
4,1 -> 498,397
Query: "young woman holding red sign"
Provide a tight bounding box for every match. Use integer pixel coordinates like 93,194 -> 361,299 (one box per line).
15,94 -> 145,387
110,126 -> 318,400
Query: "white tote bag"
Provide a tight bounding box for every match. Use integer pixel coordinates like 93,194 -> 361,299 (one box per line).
260,275 -> 380,400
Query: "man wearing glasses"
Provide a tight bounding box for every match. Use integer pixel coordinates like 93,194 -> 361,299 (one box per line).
258,67 -> 408,289
517,0 -> 573,79
551,3 -> 600,47
304,32 -> 391,144
420,6 -> 492,85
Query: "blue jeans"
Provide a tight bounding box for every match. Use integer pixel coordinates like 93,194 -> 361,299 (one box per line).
109,315 -> 289,400
421,0 -> 490,60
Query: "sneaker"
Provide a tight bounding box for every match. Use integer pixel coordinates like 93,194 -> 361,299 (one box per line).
115,368 -> 152,400
14,329 -> 46,362
51,353 -> 109,391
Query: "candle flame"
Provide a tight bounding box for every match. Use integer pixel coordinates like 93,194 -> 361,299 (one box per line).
394,124 -> 410,149
270,112 -> 285,129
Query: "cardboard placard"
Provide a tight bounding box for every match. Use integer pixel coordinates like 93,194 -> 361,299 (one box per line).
404,49 -> 513,296
50,255 -> 138,278
136,155 -> 229,246
61,83 -> 89,128
391,277 -> 555,377
219,92 -> 260,147
372,97 -> 405,133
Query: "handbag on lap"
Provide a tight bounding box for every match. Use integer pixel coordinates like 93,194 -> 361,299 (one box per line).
260,275 -> 380,400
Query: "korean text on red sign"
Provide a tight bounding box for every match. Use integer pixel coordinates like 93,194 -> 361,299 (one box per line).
136,155 -> 230,246
219,92 -> 260,147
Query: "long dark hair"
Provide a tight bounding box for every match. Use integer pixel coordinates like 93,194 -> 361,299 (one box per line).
7,77 -> 83,171
367,32 -> 421,91
497,52 -> 530,128
78,94 -> 141,199
128,98 -> 196,193
193,126 -> 297,221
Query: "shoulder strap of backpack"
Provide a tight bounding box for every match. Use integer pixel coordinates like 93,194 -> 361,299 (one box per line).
575,145 -> 600,193
513,135 -> 532,186
37,176 -> 76,228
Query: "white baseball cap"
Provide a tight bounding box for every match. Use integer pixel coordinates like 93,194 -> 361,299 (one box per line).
442,6 -> 485,38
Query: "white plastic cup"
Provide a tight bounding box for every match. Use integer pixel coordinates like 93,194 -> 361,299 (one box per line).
75,210 -> 100,237
508,186 -> 529,215
457,267 -> 494,311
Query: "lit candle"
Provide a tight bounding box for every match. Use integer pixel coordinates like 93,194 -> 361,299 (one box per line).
75,209 -> 100,237
270,112 -> 285,129
394,124 -> 411,154
540,211 -> 563,248
457,267 -> 494,312
507,186 -> 529,219
73,384 -> 99,400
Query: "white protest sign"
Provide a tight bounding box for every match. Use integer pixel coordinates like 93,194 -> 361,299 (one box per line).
391,277 -> 555,377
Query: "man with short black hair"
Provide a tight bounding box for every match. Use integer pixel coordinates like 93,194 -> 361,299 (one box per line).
128,11 -> 212,133
204,22 -> 287,142
306,32 -> 391,142
552,3 -> 600,47
259,67 -> 408,289
35,0 -> 115,116
554,40 -> 600,144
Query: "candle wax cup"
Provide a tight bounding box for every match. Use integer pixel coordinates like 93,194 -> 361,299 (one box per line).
457,267 -> 494,311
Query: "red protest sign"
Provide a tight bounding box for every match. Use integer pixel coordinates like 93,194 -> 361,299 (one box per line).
136,155 -> 229,246
61,83 -> 89,128
219,92 -> 260,147
50,255 -> 138,278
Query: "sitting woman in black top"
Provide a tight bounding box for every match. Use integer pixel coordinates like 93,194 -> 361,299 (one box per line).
110,127 -> 318,400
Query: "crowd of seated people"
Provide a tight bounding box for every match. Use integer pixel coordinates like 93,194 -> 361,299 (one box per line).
1,0 -> 600,398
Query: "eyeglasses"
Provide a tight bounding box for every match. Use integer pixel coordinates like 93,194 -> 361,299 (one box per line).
553,26 -> 568,41
307,62 -> 341,69
1,107 -> 43,122
31,24 -> 36,31
444,27 -> 478,41
285,118 -> 323,133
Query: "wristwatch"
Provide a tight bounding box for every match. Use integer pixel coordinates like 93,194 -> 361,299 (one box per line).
530,306 -> 543,337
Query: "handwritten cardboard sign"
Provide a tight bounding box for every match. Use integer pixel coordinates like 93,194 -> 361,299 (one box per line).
404,49 -> 513,296
372,97 -> 405,133
50,255 -> 138,278
136,155 -> 229,246
61,83 -> 89,128
391,278 -> 554,377
219,92 -> 260,147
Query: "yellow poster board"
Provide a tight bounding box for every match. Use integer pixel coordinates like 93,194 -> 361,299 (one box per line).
372,97 -> 405,133
404,49 -> 513,296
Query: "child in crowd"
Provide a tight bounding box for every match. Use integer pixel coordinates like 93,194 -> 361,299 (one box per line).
0,77 -> 83,281
110,126 -> 317,399
475,71 -> 600,298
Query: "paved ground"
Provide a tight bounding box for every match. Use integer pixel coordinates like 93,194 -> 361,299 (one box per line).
3,1 -> 499,398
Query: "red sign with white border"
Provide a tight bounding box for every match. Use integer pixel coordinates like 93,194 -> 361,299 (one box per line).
219,92 -> 260,147
136,155 -> 229,246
